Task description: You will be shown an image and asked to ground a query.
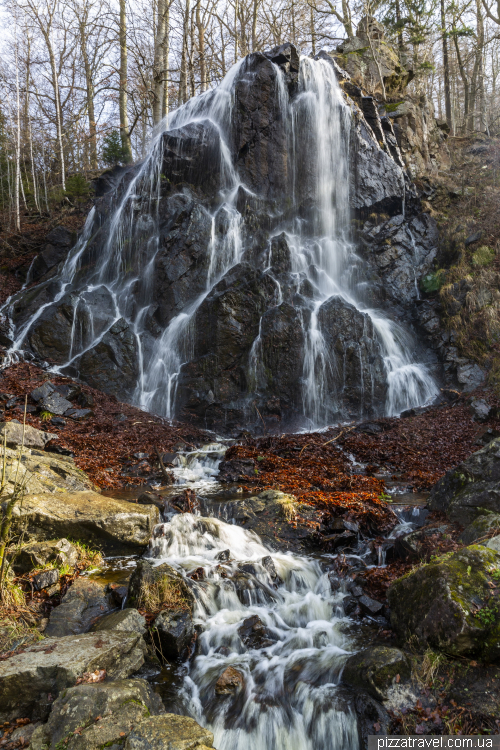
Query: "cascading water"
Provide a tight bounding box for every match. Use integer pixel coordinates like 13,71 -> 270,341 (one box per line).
0,50 -> 439,427
145,514 -> 359,750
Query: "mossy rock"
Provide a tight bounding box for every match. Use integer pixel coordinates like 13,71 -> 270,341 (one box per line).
127,560 -> 195,612
428,438 -> 500,525
388,546 -> 500,661
342,646 -> 411,700
460,513 -> 500,545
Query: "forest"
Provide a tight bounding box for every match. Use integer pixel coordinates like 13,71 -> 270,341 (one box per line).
0,0 -> 499,228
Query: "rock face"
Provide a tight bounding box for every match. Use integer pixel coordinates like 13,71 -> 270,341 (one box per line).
0,631 -> 147,722
0,421 -> 57,449
92,608 -> 147,635
0,447 -> 95,496
388,546 -> 500,661
30,679 -> 164,750
12,538 -> 79,574
5,44 -> 440,433
428,438 -> 500,525
10,491 -> 160,554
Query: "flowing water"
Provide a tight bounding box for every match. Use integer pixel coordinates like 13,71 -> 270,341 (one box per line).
145,513 -> 359,750
1,53 -> 438,426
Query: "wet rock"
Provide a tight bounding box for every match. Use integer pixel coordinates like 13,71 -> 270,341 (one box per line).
358,595 -> 384,616
324,530 -> 358,550
11,491 -> 160,554
395,524 -> 449,561
0,448 -> 95,496
71,318 -> 140,402
123,714 -> 215,750
460,513 -> 500,545
12,538 -> 79,575
215,549 -> 231,562
214,666 -> 245,695
0,631 -> 147,722
153,609 -> 195,661
92,608 -> 147,635
29,679 -> 164,750
38,392 -> 73,416
261,555 -> 279,582
388,546 -> 500,660
218,457 -> 256,482
108,582 -> 129,607
0,421 -> 57,449
28,226 -> 74,283
474,427 -> 500,446
269,232 -> 292,273
342,646 -> 411,700
32,568 -> 59,592
428,437 -> 500,524
55,383 -> 81,400
45,578 -> 114,637
238,614 -> 277,649
343,596 -> 361,617
128,560 -> 195,611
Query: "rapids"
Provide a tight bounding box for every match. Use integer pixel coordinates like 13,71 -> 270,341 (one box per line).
145,513 -> 360,750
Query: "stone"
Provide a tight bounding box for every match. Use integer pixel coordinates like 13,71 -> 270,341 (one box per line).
12,538 -> 79,575
358,594 -> 384,616
0,447 -> 95,496
55,383 -> 81,400
10,491 -> 160,554
162,120 -> 223,195
0,631 -> 147,722
428,438 -> 500,525
30,381 -> 56,402
456,362 -> 485,391
29,679 -> 164,750
342,646 -> 411,700
39,392 -> 74,415
214,666 -> 245,695
395,525 -> 449,560
215,549 -> 231,562
238,614 -> 277,650
32,568 -> 59,592
0,421 -> 57,449
153,609 -> 195,661
128,560 -> 195,610
92,608 -> 147,635
388,546 -> 500,660
486,535 -> 500,553
460,514 -> 500,545
261,555 -> 279,582
124,714 -> 214,750
28,227 -> 74,283
50,417 -> 66,427
65,408 -> 93,420
470,398 -> 491,422
465,230 -> 482,246
45,578 -> 114,637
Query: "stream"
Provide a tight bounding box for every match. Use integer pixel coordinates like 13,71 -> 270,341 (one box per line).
95,442 -> 429,749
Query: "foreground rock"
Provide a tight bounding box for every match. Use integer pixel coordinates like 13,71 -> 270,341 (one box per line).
429,438 -> 500,524
0,631 -> 147,722
460,513 -> 500,545
388,546 -> 500,661
0,447 -> 95,495
12,537 -> 79,574
45,578 -> 114,637
92,608 -> 147,635
30,679 -> 164,750
124,714 -> 215,750
0,420 -> 57,449
10,491 -> 160,554
342,646 -> 411,700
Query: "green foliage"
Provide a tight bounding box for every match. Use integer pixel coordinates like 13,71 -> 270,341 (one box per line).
102,130 -> 129,167
421,270 -> 445,294
472,246 -> 495,267
65,173 -> 90,201
474,604 -> 498,627
39,411 -> 54,422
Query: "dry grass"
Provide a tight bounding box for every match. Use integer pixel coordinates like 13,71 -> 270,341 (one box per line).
137,574 -> 190,615
275,494 -> 300,522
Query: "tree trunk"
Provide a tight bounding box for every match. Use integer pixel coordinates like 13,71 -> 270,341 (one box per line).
162,3 -> 170,120
440,0 -> 453,132
196,1 -> 206,92
310,4 -> 316,55
79,20 -> 98,169
119,0 -> 133,162
153,0 -> 166,126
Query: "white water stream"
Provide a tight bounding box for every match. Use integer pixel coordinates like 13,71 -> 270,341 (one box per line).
1,53 -> 438,426
146,513 -> 359,750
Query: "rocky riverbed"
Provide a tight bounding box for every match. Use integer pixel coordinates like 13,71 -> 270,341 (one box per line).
1,364 -> 500,749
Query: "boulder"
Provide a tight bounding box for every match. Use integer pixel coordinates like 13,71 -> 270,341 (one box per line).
238,614 -> 277,650
428,438 -> 500,525
460,514 -> 500,545
10,491 -> 160,554
32,568 -> 59,592
0,631 -> 147,722
0,447 -> 96,496
0,421 -> 57,449
127,560 -> 195,610
12,538 -> 79,575
45,578 -> 114,637
123,714 -> 215,750
28,226 -> 74,284
92,608 -> 147,635
342,646 -> 410,700
152,609 -> 195,661
395,524 -> 450,561
161,120 -> 222,195
29,679 -> 164,750
38,392 -> 73,416
388,546 -> 500,660
486,535 -> 500,553
214,666 -> 245,695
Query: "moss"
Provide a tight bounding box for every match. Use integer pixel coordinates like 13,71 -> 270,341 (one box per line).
384,100 -> 405,113
472,245 -> 495,267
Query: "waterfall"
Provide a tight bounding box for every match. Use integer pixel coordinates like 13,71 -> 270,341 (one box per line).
0,51 -> 439,427
145,514 -> 359,750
